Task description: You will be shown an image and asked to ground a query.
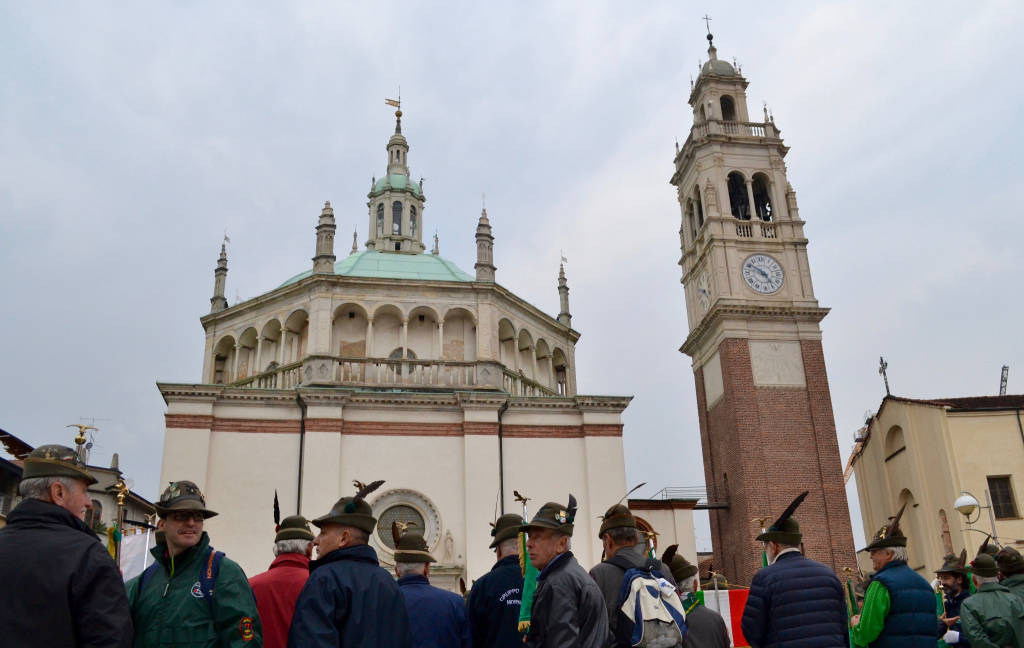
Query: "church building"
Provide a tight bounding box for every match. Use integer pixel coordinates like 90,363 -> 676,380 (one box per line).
673,33 -> 857,584
156,107 -> 633,585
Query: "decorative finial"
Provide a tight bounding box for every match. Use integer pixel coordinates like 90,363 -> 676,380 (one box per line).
432,231 -> 439,256
351,228 -> 358,254
675,139 -> 680,155
763,101 -> 769,122
482,191 -> 486,210
702,14 -> 712,38
385,93 -> 402,133
879,356 -> 891,396
371,175 -> 375,188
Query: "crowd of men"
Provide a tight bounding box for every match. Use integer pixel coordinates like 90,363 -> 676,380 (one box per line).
1,442 -> 1023,647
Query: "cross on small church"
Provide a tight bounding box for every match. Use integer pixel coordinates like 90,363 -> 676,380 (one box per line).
702,14 -> 712,34
879,356 -> 891,396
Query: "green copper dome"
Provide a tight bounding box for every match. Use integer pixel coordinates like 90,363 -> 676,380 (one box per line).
279,250 -> 474,287
372,173 -> 423,198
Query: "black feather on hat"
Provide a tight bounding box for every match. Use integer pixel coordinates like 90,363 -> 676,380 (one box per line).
347,480 -> 384,513
661,543 -> 698,583
567,494 -> 577,524
756,491 -> 808,545
861,502 -> 908,551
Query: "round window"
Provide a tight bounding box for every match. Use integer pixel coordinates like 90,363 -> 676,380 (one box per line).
377,504 -> 426,549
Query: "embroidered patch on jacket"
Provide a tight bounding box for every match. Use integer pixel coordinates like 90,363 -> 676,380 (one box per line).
190,581 -> 205,598
239,617 -> 255,642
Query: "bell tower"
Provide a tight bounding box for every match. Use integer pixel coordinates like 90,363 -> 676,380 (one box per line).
672,32 -> 855,584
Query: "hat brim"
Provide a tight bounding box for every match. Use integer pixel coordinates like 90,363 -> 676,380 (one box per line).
276,528 -> 315,542
756,530 -> 802,545
155,499 -> 218,519
859,537 -> 907,552
489,527 -> 520,549
520,521 -> 573,536
312,512 -> 376,534
22,459 -> 98,486
394,549 -> 436,563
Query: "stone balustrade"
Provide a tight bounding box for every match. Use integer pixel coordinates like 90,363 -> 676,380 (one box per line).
231,356 -> 560,396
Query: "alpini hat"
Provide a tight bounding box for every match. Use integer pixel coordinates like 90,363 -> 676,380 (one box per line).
490,513 -> 523,549
977,535 -> 999,558
996,546 -> 1024,575
275,515 -> 314,543
756,491 -> 807,546
935,549 -> 968,576
393,521 -> 436,563
598,504 -> 636,539
312,479 -> 384,534
969,553 -> 999,578
521,494 -> 577,537
662,544 -> 698,582
22,444 -> 97,485
156,480 -> 218,518
861,503 -> 907,552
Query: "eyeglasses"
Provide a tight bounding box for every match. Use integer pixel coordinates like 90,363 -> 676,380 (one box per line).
168,511 -> 205,523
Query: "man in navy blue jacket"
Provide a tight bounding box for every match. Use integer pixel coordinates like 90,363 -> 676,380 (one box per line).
740,492 -> 849,648
392,522 -> 469,648
288,480 -> 412,648
467,513 -> 525,648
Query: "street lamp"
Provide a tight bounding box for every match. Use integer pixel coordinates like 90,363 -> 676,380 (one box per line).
954,490 -> 999,544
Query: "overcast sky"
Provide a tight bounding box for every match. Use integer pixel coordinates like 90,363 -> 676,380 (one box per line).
3,2 -> 1022,552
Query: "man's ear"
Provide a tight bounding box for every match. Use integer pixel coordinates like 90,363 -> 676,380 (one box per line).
156,518 -> 166,531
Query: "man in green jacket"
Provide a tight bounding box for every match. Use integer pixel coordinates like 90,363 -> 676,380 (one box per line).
999,547 -> 1024,603
960,553 -> 1024,648
127,480 -> 263,647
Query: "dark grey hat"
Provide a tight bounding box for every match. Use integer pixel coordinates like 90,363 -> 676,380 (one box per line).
155,480 -> 218,518
393,522 -> 436,563
22,444 -> 97,485
275,515 -> 314,543
521,495 -> 577,537
312,479 -> 383,534
490,513 -> 523,549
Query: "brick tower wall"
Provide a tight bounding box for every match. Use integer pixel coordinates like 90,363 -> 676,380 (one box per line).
695,337 -> 856,585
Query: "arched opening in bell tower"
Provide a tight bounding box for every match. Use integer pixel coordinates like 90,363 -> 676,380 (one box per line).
410,205 -> 417,237
376,203 -> 385,235
727,172 -> 750,220
693,185 -> 705,228
752,173 -> 774,221
720,95 -> 736,121
392,201 -> 402,235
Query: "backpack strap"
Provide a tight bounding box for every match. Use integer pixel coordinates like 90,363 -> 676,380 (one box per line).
199,546 -> 226,612
135,562 -> 160,598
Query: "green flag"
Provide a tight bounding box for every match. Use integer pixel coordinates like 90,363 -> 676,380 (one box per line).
517,531 -> 539,634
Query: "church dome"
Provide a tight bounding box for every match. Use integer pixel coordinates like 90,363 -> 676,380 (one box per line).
279,250 -> 474,288
372,173 -> 423,198
700,58 -> 736,77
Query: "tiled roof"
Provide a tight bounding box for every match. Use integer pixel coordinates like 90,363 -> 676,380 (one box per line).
883,394 -> 1024,411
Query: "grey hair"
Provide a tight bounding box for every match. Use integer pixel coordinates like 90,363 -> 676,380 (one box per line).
679,574 -> 699,593
274,539 -> 311,557
606,527 -> 639,545
973,574 -> 999,586
889,547 -> 909,562
396,562 -> 427,577
496,538 -> 519,557
19,476 -> 78,500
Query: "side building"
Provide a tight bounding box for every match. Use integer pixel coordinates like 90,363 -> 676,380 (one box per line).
157,108 -> 632,584
849,394 -> 1024,575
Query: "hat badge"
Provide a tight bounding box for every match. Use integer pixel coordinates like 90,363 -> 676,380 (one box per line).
556,510 -> 567,524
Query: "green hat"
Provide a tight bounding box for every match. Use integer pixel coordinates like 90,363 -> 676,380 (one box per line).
312,479 -> 384,534
21,444 -> 97,485
661,544 -> 698,582
861,503 -> 907,552
521,494 -> 577,537
996,546 -> 1024,575
977,535 -> 999,558
969,553 -> 999,578
756,491 -> 807,545
392,522 -> 436,563
156,480 -> 218,518
935,550 -> 968,576
598,504 -> 636,539
489,513 -> 523,549
275,515 -> 314,543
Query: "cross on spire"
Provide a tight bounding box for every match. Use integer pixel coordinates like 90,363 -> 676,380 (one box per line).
702,14 -> 712,34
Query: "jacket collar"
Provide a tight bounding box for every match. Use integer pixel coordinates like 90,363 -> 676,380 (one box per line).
769,548 -> 802,565
976,582 -> 1009,594
398,574 -> 430,587
7,498 -> 95,537
538,551 -> 573,581
493,554 -> 519,571
876,558 -> 907,575
311,542 -> 379,571
269,552 -> 310,571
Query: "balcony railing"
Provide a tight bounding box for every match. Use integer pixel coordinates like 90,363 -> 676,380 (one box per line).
689,120 -> 775,143
231,356 -> 559,396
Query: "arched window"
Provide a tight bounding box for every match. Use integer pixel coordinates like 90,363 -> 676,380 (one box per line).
720,95 -> 736,121
694,186 -> 704,228
376,203 -> 385,235
752,174 -> 773,221
410,205 -> 417,237
392,201 -> 402,235
727,172 -> 750,220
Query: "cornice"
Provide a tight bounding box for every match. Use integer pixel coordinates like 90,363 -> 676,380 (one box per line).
680,303 -> 830,356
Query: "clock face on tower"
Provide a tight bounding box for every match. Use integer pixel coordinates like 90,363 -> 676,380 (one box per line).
741,254 -> 784,294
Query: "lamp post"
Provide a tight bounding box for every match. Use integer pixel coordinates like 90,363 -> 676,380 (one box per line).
954,490 -> 999,545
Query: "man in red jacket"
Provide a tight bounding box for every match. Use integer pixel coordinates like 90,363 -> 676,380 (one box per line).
249,515 -> 314,648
